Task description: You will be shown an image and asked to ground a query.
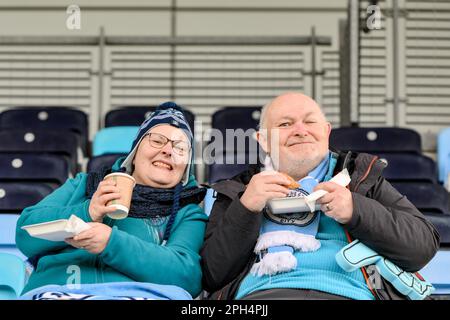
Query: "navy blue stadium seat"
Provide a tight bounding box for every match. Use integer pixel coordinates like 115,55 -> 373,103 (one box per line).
212,106 -> 261,133
330,127 -> 422,154
208,107 -> 263,183
424,213 -> 450,246
87,153 -> 126,173
378,153 -> 438,183
0,182 -> 55,213
209,163 -> 251,184
0,153 -> 69,186
0,107 -> 89,156
208,133 -> 262,160
207,150 -> 263,183
392,182 -> 450,214
0,129 -> 79,174
208,153 -> 261,183
392,181 -> 450,246
105,106 -> 195,134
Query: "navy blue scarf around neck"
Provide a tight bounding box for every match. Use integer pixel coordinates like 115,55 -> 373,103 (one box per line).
85,167 -> 206,219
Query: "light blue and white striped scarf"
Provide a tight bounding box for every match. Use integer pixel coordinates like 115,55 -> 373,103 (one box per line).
251,152 -> 334,276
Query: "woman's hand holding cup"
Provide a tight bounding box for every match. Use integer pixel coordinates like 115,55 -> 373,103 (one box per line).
88,179 -> 122,222
102,173 -> 136,219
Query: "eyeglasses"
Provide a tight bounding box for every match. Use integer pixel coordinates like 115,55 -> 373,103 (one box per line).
145,132 -> 191,156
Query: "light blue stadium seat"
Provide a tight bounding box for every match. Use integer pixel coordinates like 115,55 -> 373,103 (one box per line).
92,126 -> 139,156
438,127 -> 450,185
420,250 -> 450,296
0,214 -> 26,261
0,252 -> 26,299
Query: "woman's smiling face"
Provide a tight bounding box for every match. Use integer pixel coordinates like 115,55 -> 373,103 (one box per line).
132,124 -> 190,188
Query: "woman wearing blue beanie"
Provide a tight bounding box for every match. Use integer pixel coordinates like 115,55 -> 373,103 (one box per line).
16,102 -> 208,300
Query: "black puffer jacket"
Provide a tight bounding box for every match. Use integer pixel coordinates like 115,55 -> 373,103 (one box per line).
200,150 -> 440,300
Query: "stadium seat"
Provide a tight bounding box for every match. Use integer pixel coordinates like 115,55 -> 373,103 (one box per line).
330,127 -> 422,154
0,214 -> 25,260
437,127 -> 450,186
208,107 -> 263,182
392,182 -> 450,214
92,126 -> 139,156
211,106 -> 261,133
0,107 -> 89,157
0,182 -> 55,213
0,153 -> 69,186
424,213 -> 450,246
0,253 -> 26,300
207,151 -> 261,183
207,152 -> 261,182
206,125 -> 263,179
0,129 -> 79,175
208,163 -> 251,184
378,153 -> 438,183
105,106 -> 195,134
420,250 -> 450,296
87,153 -> 126,172
209,130 -> 261,156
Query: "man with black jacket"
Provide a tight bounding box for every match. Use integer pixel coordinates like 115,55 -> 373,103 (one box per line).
200,92 -> 440,300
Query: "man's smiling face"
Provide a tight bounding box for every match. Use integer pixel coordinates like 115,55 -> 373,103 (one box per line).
259,93 -> 331,180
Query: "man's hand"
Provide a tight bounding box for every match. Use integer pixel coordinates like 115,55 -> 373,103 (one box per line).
314,182 -> 353,224
240,171 -> 291,213
88,179 -> 122,222
65,223 -> 112,254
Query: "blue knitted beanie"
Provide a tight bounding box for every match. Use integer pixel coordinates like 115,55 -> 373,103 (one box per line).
120,102 -> 194,186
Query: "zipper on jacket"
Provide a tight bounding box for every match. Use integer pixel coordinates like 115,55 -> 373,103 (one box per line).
354,155 -> 378,193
